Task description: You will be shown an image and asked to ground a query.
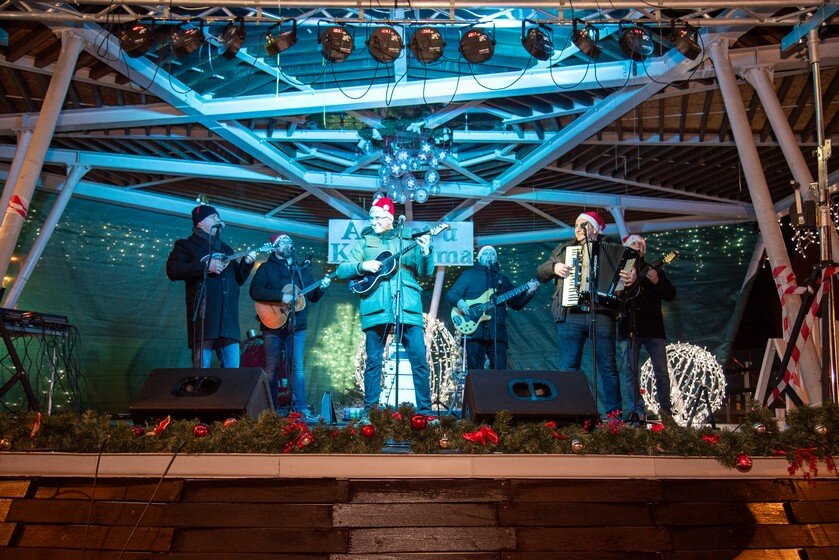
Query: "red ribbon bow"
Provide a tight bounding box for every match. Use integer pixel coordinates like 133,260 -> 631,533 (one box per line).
702,434 -> 720,445
462,426 -> 499,446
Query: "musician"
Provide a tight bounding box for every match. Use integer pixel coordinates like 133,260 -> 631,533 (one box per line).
535,211 -> 637,420
618,234 -> 676,423
446,245 -> 538,369
336,196 -> 434,415
249,233 -> 331,416
166,204 -> 256,368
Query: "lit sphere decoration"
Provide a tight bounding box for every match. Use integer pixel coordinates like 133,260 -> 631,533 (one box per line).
640,342 -> 725,427
354,314 -> 462,410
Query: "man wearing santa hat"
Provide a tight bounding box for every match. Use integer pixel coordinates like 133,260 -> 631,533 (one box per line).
536,211 -> 636,420
618,234 -> 676,424
336,196 -> 434,415
167,203 -> 257,368
446,245 -> 538,369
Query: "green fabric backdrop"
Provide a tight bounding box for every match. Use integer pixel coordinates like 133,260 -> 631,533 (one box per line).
5,193 -> 759,413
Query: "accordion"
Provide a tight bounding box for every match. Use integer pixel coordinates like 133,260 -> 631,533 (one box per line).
561,241 -> 638,308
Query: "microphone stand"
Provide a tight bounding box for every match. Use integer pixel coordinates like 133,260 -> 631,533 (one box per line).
584,226 -> 601,417
287,246 -> 299,413
192,226 -> 218,368
392,218 -> 406,410
489,262 -> 499,369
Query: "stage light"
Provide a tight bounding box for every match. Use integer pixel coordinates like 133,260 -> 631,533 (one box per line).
460,28 -> 495,64
521,22 -> 553,61
172,25 -> 204,58
119,21 -> 153,58
320,25 -> 354,63
368,26 -> 403,64
571,19 -> 600,60
266,19 -> 297,56
220,17 -> 245,60
409,27 -> 445,64
669,21 -> 701,60
620,25 -> 654,61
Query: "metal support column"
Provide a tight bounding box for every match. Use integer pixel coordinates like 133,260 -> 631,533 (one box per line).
0,32 -> 84,285
709,38 -> 823,404
807,29 -> 838,404
3,165 -> 88,309
0,129 -> 33,228
609,206 -> 629,240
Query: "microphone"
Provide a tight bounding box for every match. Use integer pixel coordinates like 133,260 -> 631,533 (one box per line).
397,215 -> 406,226
212,222 -> 225,230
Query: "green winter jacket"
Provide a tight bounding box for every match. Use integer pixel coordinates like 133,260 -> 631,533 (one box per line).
336,227 -> 435,330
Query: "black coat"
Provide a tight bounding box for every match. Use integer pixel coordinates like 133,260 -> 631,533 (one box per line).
619,259 -> 676,339
445,264 -> 534,343
249,254 -> 326,333
166,229 -> 254,349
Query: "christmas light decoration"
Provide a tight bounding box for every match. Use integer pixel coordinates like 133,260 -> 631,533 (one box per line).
640,342 -> 725,427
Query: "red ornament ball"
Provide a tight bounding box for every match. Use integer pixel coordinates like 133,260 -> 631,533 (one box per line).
735,453 -> 753,473
391,412 -> 402,421
131,426 -> 145,437
411,414 -> 428,430
193,423 -> 210,438
361,425 -> 376,438
223,418 -> 238,429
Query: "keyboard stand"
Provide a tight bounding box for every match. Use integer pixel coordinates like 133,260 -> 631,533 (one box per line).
0,314 -> 40,411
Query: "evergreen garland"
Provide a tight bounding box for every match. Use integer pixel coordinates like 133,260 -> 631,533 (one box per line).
1,403 -> 837,478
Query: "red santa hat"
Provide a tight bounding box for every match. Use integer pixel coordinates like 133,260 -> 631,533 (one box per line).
577,211 -> 605,233
270,233 -> 292,245
370,196 -> 395,218
622,234 -> 646,253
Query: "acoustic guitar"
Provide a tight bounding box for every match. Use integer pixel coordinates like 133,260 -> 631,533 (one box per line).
450,279 -> 539,335
348,223 -> 450,295
255,271 -> 337,329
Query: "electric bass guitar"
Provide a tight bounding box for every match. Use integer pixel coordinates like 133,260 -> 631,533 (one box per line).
255,271 -> 338,329
201,243 -> 274,272
348,223 -> 451,295
450,279 -> 539,335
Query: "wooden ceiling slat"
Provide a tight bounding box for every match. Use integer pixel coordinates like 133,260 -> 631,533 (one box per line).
697,90 -> 714,142
801,68 -> 839,143
786,73 -> 813,131
33,42 -> 61,68
7,28 -> 54,63
7,68 -> 36,112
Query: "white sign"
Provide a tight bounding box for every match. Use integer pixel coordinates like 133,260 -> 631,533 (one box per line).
327,220 -> 474,266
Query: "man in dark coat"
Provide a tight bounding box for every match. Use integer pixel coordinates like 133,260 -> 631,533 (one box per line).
446,245 -> 538,369
166,204 -> 256,368
618,234 -> 676,424
249,233 -> 331,415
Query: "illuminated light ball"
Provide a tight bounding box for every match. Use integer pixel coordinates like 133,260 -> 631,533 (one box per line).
735,453 -> 753,473
387,186 -> 400,200
361,424 -> 375,438
640,342 -> 725,427
436,148 -> 448,160
411,414 -> 428,430
414,187 -> 429,204
409,158 -> 422,172
429,157 -> 439,167
193,423 -> 210,438
380,173 -> 393,187
403,174 -> 418,191
378,165 -> 390,178
0,439 -> 11,451
570,439 -> 583,453
223,418 -> 238,429
382,153 -> 395,166
815,424 -> 827,436
429,184 -> 442,196
396,148 -> 411,162
424,169 -> 440,186
395,191 -> 408,205
439,434 -> 451,449
132,426 -> 145,437
420,142 -> 433,154
390,163 -> 403,177
399,161 -> 409,174
417,151 -> 430,163
752,422 -> 767,435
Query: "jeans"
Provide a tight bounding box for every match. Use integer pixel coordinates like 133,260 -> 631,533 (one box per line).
466,339 -> 508,370
193,340 -> 240,369
364,324 -> 432,414
264,329 -> 307,411
556,312 -> 620,419
619,336 -> 671,417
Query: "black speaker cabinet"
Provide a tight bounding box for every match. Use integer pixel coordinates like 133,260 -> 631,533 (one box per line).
130,368 -> 272,424
461,370 -> 598,425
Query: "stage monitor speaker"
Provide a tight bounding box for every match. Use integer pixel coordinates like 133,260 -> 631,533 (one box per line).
130,368 -> 272,424
461,370 -> 598,425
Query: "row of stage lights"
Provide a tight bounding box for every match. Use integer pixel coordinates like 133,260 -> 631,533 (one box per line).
118,18 -> 702,64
